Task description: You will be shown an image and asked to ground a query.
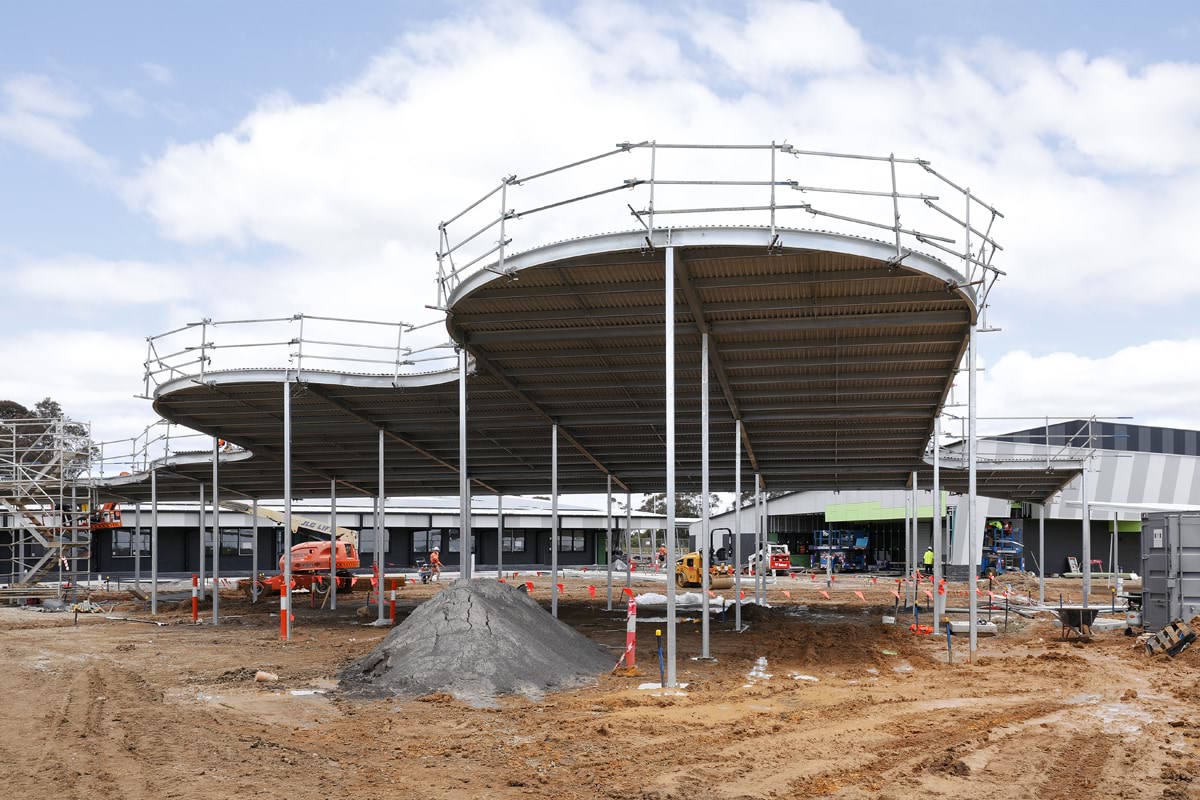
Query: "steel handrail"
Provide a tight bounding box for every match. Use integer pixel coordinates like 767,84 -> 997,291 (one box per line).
141,314 -> 455,393
433,140 -> 1006,309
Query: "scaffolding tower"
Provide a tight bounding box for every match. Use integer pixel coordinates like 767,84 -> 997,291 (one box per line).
1,417 -> 94,601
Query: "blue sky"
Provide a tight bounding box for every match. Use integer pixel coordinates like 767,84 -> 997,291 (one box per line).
2,0 -> 1199,451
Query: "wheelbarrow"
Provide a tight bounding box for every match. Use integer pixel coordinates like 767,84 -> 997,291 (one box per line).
1053,606 -> 1100,640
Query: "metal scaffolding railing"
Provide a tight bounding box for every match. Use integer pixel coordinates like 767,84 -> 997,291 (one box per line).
933,414 -> 1128,469
89,419 -> 214,479
141,314 -> 455,395
434,140 -> 1005,308
0,417 -> 94,597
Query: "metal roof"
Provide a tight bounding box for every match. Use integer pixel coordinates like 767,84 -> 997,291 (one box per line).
86,225 -> 1082,504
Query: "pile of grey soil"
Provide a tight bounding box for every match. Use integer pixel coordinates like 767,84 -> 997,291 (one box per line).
339,578 -> 614,706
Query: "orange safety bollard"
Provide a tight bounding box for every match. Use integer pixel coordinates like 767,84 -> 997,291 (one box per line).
623,596 -> 637,668
279,583 -> 288,640
191,574 -> 199,622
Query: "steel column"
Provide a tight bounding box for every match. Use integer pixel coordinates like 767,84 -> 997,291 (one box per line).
1081,456 -> 1091,609
904,492 -> 912,607
283,382 -> 293,641
753,474 -> 763,599
761,481 -> 769,597
932,415 -> 943,625
150,469 -> 158,614
198,482 -> 206,600
753,480 -> 761,603
912,469 -> 919,605
605,474 -> 614,611
735,419 -> 743,631
700,331 -> 711,658
377,428 -> 385,623
967,322 -> 978,657
212,437 -> 220,625
665,244 -> 678,687
1038,502 -> 1046,604
251,498 -> 259,604
133,502 -> 141,591
330,478 -> 338,610
459,348 -> 472,580
551,423 -> 559,617
625,491 -> 632,590
497,494 -> 504,580
1113,510 -> 1120,576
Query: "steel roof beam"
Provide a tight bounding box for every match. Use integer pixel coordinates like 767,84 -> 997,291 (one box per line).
462,348 -> 630,492
184,382 -> 384,482
455,291 -> 961,326
465,310 -> 966,345
464,265 -> 916,302
485,333 -> 963,363
511,370 -> 952,393
672,250 -> 760,473
155,407 -> 374,497
362,408 -> 931,432
526,389 -> 944,412
304,384 -> 501,495
502,354 -> 955,378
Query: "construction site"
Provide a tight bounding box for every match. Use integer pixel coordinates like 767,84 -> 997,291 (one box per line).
3,142 -> 1199,799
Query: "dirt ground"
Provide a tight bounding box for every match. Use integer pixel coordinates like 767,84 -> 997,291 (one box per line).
2,573 -> 1198,800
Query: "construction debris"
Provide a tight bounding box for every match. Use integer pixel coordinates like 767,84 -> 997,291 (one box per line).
1145,620 -> 1197,658
339,578 -> 614,706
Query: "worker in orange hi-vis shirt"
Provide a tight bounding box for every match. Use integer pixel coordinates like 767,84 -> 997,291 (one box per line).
429,546 -> 442,581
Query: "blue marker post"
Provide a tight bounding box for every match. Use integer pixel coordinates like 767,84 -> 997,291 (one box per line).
656,629 -> 665,687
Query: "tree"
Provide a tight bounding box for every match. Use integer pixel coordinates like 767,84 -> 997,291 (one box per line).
0,396 -> 94,477
0,400 -> 32,421
33,397 -> 64,419
638,492 -> 719,518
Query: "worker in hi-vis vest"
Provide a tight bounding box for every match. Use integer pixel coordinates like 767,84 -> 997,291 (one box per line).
922,546 -> 935,576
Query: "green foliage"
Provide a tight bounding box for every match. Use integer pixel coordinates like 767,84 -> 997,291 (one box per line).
0,400 -> 32,421
33,397 -> 64,419
0,396 -> 94,477
637,491 -> 719,518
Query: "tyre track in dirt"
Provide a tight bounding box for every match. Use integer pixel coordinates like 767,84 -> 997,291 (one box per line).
777,698 -> 1070,797
1035,732 -> 1120,800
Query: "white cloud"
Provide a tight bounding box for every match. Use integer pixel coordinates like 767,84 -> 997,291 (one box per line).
0,72 -> 112,176
140,62 -> 174,86
119,3 -> 1200,315
974,340 -> 1200,433
101,86 -> 147,117
2,328 -> 148,443
691,0 -> 869,78
10,256 -> 191,306
2,73 -> 89,118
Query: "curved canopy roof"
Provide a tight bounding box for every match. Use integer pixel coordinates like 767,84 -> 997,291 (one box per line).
91,226 -> 1079,503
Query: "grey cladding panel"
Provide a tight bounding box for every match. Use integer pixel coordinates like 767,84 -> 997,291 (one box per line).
1159,457 -> 1181,505
1141,512 -> 1200,629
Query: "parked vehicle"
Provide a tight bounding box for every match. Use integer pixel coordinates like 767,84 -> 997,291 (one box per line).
746,544 -> 790,573
675,551 -> 735,589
